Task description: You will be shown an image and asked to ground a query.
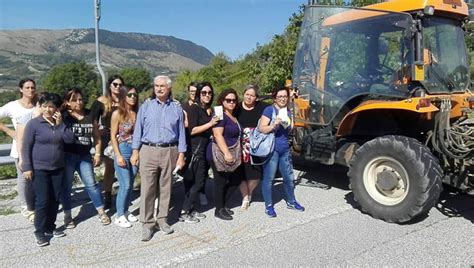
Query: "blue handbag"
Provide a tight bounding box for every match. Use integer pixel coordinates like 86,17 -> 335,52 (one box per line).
249,108 -> 276,165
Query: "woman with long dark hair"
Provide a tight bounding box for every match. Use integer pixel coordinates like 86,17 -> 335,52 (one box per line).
0,78 -> 37,221
61,88 -> 111,228
90,75 -> 124,209
180,82 -> 219,223
110,85 -> 139,228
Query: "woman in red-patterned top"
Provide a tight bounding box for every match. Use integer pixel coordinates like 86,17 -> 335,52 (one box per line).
110,85 -> 139,228
236,85 -> 267,210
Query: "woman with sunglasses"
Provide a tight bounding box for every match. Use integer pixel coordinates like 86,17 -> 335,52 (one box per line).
60,88 -> 111,228
258,87 -> 305,218
206,88 -> 242,221
90,75 -> 124,209
182,82 -> 209,206
235,84 -> 268,210
180,82 -> 219,223
110,86 -> 139,228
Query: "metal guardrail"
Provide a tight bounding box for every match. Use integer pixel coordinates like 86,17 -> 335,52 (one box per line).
0,144 -> 15,166
0,125 -> 16,166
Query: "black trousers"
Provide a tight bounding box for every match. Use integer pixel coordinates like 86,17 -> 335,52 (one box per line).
182,153 -> 208,212
33,168 -> 64,236
211,163 -> 242,210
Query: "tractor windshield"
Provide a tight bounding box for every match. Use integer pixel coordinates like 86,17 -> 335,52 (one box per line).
422,16 -> 470,93
293,6 -> 413,126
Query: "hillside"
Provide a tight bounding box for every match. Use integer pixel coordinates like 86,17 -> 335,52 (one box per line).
0,29 -> 214,88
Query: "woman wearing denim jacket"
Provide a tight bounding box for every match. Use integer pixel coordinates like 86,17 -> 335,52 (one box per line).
110,85 -> 139,228
61,88 -> 111,228
258,87 -> 305,218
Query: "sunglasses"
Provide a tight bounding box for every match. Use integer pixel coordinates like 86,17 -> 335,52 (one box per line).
201,91 -> 212,96
224,98 -> 237,104
112,82 -> 123,88
127,93 -> 138,98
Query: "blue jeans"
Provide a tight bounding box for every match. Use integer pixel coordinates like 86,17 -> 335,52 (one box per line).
261,150 -> 296,207
62,153 -> 104,211
114,142 -> 138,217
33,169 -> 63,236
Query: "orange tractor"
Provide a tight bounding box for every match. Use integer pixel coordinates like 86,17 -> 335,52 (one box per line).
291,0 -> 474,222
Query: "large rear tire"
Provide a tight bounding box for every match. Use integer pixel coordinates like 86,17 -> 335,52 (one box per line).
348,135 -> 442,223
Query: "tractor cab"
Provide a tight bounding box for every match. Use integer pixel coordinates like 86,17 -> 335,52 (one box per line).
293,3 -> 470,126
292,1 -> 471,164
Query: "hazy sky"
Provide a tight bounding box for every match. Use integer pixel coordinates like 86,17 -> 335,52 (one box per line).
0,0 -> 307,60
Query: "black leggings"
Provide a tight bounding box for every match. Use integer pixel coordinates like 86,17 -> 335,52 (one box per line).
211,163 -> 242,210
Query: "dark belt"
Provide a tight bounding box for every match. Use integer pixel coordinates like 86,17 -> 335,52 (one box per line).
143,142 -> 178,148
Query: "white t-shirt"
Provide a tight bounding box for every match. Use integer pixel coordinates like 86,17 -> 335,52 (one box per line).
0,100 -> 35,158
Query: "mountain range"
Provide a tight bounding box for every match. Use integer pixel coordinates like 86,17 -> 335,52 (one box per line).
0,29 -> 214,89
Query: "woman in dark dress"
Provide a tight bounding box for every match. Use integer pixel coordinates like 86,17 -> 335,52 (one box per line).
236,85 -> 267,210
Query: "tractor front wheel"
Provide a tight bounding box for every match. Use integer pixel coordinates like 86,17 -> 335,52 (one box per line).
348,135 -> 442,223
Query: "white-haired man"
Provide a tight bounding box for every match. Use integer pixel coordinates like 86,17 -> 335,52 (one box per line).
131,75 -> 186,242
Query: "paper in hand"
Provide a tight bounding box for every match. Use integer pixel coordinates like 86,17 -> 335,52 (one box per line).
278,108 -> 290,129
214,106 -> 224,120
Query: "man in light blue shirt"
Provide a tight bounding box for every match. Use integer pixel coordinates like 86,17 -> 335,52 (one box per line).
131,75 -> 186,242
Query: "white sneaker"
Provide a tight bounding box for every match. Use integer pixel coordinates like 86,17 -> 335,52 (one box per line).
125,211 -> 138,223
114,215 -> 132,228
199,193 -> 208,206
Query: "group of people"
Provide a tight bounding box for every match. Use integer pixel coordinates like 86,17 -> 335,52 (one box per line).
0,74 -> 305,246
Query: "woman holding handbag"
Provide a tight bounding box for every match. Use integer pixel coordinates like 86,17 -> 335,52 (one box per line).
258,87 -> 305,218
206,88 -> 243,221
180,82 -> 219,223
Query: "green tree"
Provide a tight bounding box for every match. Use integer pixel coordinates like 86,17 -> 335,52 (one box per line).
42,61 -> 99,106
0,90 -> 20,107
119,67 -> 152,92
173,1 -> 387,96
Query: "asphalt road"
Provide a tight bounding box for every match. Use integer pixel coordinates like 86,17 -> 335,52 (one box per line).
1,164 -> 473,267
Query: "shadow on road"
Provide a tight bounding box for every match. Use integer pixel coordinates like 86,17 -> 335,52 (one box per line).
436,186 -> 474,223
66,161 -> 474,226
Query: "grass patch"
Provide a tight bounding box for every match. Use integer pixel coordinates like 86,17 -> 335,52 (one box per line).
0,206 -> 17,216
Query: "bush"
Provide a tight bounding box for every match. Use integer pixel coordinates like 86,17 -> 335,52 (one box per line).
0,165 -> 17,179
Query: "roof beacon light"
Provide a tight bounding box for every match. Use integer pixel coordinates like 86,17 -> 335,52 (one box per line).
424,5 -> 435,15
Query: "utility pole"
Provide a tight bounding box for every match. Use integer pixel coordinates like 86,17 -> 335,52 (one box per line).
94,0 -> 106,95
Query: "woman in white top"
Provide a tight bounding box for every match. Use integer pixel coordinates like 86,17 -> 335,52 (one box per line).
0,78 -> 37,219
